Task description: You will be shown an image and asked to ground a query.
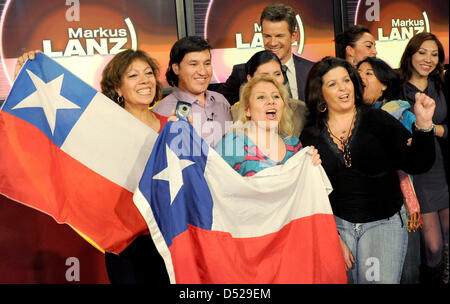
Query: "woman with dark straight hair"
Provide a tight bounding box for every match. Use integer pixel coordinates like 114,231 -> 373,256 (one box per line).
358,56 -> 422,283
357,57 -> 416,132
335,25 -> 377,67
398,32 -> 449,284
357,57 -> 402,104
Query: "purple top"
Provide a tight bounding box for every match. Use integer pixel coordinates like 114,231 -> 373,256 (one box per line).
151,87 -> 232,147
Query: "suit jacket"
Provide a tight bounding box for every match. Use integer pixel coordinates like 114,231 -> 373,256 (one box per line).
217,54 -> 315,105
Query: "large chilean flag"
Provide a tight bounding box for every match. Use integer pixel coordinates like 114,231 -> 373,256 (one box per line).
134,121 -> 347,284
0,53 -> 158,254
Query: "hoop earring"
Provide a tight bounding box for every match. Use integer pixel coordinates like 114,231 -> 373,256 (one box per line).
117,95 -> 124,104
318,102 -> 328,113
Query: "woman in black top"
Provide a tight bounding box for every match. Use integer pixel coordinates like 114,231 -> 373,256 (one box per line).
398,32 -> 449,284
300,57 -> 436,284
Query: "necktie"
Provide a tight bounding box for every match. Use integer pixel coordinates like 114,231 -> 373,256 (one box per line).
281,65 -> 293,98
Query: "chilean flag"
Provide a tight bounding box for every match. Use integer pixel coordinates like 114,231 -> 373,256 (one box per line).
133,121 -> 347,284
0,53 -> 158,254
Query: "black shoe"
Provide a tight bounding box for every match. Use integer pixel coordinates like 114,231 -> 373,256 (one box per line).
420,261 -> 444,284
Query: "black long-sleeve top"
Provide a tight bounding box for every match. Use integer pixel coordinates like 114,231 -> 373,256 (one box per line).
300,105 -> 435,223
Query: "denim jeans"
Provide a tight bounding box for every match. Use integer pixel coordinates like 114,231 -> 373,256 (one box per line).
335,206 -> 408,284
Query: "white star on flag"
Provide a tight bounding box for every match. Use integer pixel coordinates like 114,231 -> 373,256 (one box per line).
153,145 -> 194,205
12,69 -> 80,135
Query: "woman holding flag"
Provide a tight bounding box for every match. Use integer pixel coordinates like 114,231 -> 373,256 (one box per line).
100,49 -> 169,284
15,49 -> 170,284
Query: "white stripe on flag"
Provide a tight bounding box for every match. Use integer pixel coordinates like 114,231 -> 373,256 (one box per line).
133,187 -> 176,284
61,92 -> 158,191
205,147 -> 333,237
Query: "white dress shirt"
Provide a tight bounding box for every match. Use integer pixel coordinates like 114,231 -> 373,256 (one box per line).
284,55 -> 298,100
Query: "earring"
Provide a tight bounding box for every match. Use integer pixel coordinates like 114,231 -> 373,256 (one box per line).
117,95 -> 124,104
318,102 -> 328,113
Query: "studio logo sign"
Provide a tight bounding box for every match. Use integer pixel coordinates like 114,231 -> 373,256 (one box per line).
43,17 -> 137,57
42,1 -> 137,57
377,14 -> 430,41
357,0 -> 431,42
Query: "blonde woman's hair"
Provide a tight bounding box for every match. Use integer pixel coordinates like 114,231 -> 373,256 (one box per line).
234,74 -> 294,137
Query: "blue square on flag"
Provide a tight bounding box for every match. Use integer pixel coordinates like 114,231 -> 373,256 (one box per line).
138,121 -> 214,247
2,53 -> 96,147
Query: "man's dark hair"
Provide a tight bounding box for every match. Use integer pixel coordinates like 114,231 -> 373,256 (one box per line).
166,36 -> 211,87
260,3 -> 297,34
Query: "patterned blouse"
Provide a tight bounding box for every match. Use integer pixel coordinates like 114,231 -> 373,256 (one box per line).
214,132 -> 303,177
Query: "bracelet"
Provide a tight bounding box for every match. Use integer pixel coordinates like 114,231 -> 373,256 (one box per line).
414,122 -> 436,134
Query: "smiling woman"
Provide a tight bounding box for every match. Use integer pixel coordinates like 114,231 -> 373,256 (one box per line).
398,32 -> 449,283
99,49 -> 170,285
300,56 -> 437,284
13,48 -> 170,285
100,49 -> 167,132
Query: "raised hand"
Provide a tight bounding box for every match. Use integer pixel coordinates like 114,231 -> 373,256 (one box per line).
14,50 -> 41,80
413,92 -> 435,130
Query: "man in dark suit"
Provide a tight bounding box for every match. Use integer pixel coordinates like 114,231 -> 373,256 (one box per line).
217,3 -> 315,105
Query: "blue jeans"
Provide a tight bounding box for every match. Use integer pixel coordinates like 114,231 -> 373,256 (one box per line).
335,206 -> 408,284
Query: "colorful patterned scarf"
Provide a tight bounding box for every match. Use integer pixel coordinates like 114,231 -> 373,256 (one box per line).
375,100 -> 422,231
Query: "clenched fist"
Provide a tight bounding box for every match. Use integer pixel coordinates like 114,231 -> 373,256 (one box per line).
414,92 -> 436,130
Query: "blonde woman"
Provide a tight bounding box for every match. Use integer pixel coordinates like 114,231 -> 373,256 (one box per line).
215,74 -> 319,176
229,50 -> 308,138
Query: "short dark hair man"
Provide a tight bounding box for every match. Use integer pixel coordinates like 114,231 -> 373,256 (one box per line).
152,36 -> 231,147
217,3 -> 314,104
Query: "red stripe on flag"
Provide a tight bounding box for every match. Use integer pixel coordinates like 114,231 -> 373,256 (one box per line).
169,213 -> 347,284
0,112 -> 147,253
